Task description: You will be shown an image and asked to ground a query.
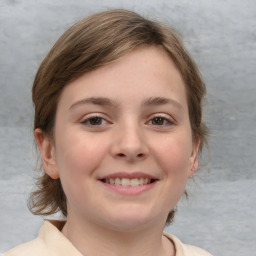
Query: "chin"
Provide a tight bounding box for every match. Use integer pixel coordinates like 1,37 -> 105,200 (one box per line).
102,210 -> 160,232
107,220 -> 151,233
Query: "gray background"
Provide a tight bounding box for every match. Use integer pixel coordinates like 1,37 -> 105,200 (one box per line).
0,0 -> 256,255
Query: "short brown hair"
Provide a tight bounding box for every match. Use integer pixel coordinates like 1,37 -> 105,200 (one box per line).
29,9 -> 208,225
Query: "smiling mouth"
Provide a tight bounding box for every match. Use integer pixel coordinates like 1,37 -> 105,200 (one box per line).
101,178 -> 157,186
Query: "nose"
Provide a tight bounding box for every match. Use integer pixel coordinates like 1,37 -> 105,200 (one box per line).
110,123 -> 149,162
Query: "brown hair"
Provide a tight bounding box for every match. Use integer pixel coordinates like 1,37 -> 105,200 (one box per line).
29,9 -> 208,225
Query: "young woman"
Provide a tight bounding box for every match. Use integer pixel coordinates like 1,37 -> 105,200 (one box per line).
3,9 -> 212,256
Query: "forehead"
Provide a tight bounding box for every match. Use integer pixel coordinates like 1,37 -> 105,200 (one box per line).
59,46 -> 187,110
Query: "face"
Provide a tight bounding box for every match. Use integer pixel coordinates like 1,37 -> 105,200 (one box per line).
36,46 -> 199,232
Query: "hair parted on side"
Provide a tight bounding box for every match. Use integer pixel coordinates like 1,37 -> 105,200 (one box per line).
29,9 -> 208,225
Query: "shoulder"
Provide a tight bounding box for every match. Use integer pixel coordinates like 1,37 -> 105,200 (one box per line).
182,244 -> 213,256
163,232 -> 214,256
2,220 -> 61,256
2,238 -> 47,256
2,220 -> 81,256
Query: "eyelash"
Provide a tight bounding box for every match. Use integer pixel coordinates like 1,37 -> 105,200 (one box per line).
80,115 -> 109,126
147,116 -> 174,126
81,114 -> 174,128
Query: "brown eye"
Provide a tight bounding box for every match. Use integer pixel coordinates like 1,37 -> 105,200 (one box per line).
152,117 -> 164,125
89,117 -> 102,125
152,117 -> 168,125
148,116 -> 173,126
82,116 -> 105,126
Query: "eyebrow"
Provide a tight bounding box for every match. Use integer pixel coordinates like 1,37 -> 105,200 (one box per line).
69,96 -> 183,110
142,97 -> 183,110
69,97 -> 117,110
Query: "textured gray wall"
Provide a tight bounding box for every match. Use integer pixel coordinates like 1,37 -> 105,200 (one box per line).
0,0 -> 256,255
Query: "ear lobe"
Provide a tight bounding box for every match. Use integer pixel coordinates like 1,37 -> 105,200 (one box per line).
34,128 -> 59,179
188,138 -> 200,178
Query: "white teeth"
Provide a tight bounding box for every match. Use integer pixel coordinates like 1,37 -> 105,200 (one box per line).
104,177 -> 152,186
115,177 -> 121,185
122,178 -> 130,186
144,178 -> 149,185
131,178 -> 139,187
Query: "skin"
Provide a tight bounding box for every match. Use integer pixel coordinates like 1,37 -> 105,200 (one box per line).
35,46 -> 200,256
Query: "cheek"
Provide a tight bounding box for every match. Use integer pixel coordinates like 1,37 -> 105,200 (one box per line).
153,134 -> 193,178
54,132 -> 109,207
54,131 -> 107,180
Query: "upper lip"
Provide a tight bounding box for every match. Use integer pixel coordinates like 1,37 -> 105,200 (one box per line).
98,172 -> 158,180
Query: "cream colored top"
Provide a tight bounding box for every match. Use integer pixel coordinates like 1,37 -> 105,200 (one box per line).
3,220 -> 213,256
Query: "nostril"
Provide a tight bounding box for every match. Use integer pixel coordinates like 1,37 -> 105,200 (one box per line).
116,152 -> 144,159
117,153 -> 126,157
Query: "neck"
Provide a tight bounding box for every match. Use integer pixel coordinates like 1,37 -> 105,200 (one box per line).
61,215 -> 174,256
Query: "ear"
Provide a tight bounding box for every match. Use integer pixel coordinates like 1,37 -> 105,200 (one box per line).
187,138 -> 200,178
34,128 -> 59,179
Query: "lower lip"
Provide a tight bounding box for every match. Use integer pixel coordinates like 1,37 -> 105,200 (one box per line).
99,181 -> 157,195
